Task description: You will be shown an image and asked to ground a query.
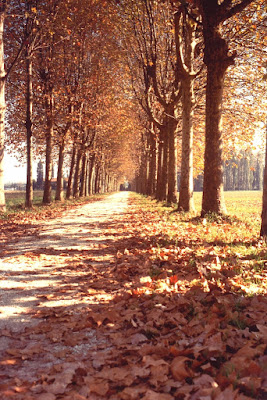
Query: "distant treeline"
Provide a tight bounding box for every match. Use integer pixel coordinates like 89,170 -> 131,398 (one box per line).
189,151 -> 264,192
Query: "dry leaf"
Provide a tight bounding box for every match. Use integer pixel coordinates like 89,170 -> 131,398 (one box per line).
170,356 -> 191,380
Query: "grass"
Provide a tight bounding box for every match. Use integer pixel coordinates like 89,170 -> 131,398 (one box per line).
5,190 -> 45,209
130,191 -> 266,296
2,190 -> 111,220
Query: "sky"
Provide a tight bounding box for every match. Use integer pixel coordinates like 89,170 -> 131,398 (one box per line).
3,153 -> 34,184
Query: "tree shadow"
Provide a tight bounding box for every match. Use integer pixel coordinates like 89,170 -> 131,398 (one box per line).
0,200 -> 266,398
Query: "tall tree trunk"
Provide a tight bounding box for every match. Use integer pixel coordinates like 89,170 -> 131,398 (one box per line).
260,125 -> 267,237
159,125 -> 168,201
80,153 -> 87,197
198,0 -> 254,215
201,64 -> 227,215
25,54 -> 33,208
0,9 -> 6,212
43,127 -> 53,204
66,143 -> 76,199
73,148 -> 82,198
147,129 -> 156,196
156,134 -> 163,200
167,110 -> 178,204
84,157 -> 89,197
55,141 -> 65,202
88,153 -> 95,195
140,150 -> 148,195
178,77 -> 195,211
43,90 -> 54,204
94,165 -> 100,193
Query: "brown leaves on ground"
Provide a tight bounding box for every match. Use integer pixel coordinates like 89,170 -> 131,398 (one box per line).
0,194 -> 266,399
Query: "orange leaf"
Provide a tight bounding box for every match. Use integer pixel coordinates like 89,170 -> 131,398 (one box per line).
171,356 -> 191,380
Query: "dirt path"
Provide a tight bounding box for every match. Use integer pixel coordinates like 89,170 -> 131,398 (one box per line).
0,192 -> 135,399
0,192 -> 130,329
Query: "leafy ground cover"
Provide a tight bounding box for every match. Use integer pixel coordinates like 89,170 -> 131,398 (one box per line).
0,191 -> 266,399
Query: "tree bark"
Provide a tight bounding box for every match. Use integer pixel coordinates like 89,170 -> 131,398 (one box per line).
260,126 -> 267,237
156,133 -> 163,200
25,53 -> 33,208
43,90 -> 54,204
147,129 -> 156,196
66,142 -> 76,199
55,141 -> 65,202
73,148 -> 82,198
84,157 -> 89,197
201,62 -> 227,215
94,164 -> 100,193
80,153 -> 87,197
0,10 -> 6,212
198,0 -> 254,215
159,124 -> 168,201
88,153 -> 95,195
178,77 -> 195,211
167,110 -> 178,204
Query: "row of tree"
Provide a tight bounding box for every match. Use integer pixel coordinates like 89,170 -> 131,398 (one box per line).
0,1 -> 266,235
118,0 -> 266,234
1,0 -> 138,209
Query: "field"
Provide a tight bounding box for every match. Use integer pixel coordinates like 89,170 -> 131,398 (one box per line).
4,190 -> 45,209
3,190 -> 110,216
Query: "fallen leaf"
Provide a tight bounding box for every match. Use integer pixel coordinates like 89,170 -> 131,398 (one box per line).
170,356 -> 191,380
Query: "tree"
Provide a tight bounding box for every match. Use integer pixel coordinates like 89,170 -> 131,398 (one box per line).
175,5 -> 202,212
191,0 -> 255,215
260,62 -> 267,237
0,1 -> 6,211
260,124 -> 267,237
24,0 -> 40,208
0,1 -> 27,212
36,160 -> 44,189
121,0 -> 183,203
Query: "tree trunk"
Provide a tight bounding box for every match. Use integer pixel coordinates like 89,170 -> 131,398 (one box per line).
178,78 -> 195,211
147,129 -> 156,196
0,10 -> 6,212
260,126 -> 267,237
66,143 -> 76,199
199,0 -> 248,215
88,153 -> 95,195
94,165 -> 100,193
156,134 -> 163,200
167,110 -> 178,204
43,90 -> 54,204
159,125 -> 168,201
55,141 -> 65,201
80,153 -> 87,197
84,157 -> 89,197
43,128 -> 53,204
73,149 -> 82,198
201,64 -> 227,215
25,54 -> 33,208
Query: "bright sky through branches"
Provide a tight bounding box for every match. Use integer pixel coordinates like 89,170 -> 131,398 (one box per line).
3,154 -> 28,184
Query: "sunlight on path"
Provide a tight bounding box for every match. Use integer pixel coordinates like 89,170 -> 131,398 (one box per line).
0,192 -> 130,329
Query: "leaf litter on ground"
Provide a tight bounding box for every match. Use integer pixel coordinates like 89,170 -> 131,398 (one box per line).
0,192 -> 266,399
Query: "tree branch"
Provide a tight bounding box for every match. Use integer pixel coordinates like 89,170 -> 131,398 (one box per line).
219,0 -> 255,23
